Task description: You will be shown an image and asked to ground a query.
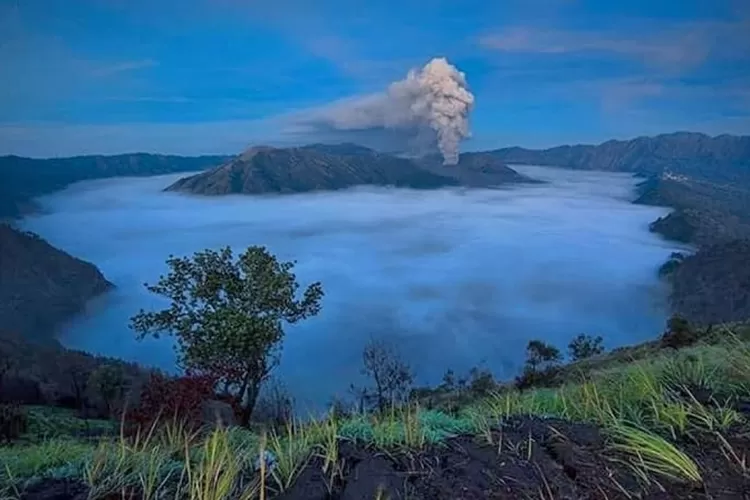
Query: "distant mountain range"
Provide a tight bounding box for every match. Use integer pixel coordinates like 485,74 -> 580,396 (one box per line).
0,153 -> 229,219
2,131 -> 750,336
484,132 -> 750,183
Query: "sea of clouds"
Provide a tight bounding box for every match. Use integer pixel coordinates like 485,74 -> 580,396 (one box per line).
20,165 -> 686,410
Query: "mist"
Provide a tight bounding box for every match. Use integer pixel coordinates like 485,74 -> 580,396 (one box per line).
20,166 -> 684,410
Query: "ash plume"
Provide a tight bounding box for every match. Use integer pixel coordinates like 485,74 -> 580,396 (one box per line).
295,57 -> 475,164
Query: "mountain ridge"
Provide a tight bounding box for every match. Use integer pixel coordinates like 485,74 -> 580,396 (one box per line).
165,143 -> 537,195
0,153 -> 230,219
0,224 -> 114,343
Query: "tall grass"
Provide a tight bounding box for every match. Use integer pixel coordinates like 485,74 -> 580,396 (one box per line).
4,332 -> 749,498
609,425 -> 702,484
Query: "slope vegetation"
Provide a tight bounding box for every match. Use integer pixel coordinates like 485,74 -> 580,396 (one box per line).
3,323 -> 749,499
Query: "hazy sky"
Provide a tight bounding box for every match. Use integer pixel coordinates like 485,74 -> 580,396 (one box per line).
20,166 -> 685,410
1,0 -> 749,157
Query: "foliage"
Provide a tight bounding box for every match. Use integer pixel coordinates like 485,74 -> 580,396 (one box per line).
88,364 -> 129,418
24,405 -> 116,441
568,334 -> 605,361
0,402 -> 28,443
466,367 -> 496,397
661,315 -> 698,349
130,245 -> 323,426
125,372 -> 217,430
514,340 -> 563,391
0,438 -> 93,483
3,327 -> 750,498
525,340 -> 562,371
355,338 -> 414,413
609,424 -> 702,484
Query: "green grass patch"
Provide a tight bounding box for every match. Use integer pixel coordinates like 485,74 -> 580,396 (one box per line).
2,328 -> 748,496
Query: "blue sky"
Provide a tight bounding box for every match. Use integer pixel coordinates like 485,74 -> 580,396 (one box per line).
1,0 -> 749,157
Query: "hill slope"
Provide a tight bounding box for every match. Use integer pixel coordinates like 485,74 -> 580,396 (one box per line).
486,132 -> 750,183
166,144 -> 463,195
166,144 -> 537,195
666,240 -> 750,325
0,224 -> 113,342
634,175 -> 750,246
0,153 -> 229,219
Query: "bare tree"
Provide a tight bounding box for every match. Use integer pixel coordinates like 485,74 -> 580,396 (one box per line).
358,338 -> 414,413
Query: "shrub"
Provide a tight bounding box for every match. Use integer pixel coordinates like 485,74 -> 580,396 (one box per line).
525,340 -> 562,371
467,368 -> 495,397
125,372 -> 217,430
514,365 -> 561,391
0,402 -> 28,443
515,340 -> 563,391
568,334 -> 605,360
88,364 -> 129,418
661,315 -> 698,349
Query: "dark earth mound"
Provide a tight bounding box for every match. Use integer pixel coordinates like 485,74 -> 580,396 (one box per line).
20,413 -> 750,500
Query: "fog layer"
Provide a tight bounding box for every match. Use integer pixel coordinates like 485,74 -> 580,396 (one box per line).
20,166 -> 683,409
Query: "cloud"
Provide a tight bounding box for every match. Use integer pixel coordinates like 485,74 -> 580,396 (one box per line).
89,59 -> 159,77
590,79 -> 665,113
478,26 -> 710,71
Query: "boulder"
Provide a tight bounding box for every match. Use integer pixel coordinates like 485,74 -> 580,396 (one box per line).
201,399 -> 237,428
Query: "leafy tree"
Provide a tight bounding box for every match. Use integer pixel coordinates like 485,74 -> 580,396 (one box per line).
661,314 -> 697,349
514,340 -> 563,391
467,367 -> 495,396
59,351 -> 96,410
439,369 -> 457,391
567,334 -> 605,361
525,340 -> 562,371
88,364 -> 128,417
357,338 -> 413,412
130,246 -> 323,426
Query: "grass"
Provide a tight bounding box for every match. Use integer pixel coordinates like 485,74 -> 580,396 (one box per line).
609,424 -> 702,485
2,328 -> 749,498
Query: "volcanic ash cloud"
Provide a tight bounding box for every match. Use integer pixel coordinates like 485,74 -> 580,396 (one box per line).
301,57 -> 475,165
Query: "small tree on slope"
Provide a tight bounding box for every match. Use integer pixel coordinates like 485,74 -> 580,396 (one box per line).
130,246 -> 323,426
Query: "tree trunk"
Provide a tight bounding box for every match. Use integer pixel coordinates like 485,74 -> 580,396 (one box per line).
240,380 -> 261,427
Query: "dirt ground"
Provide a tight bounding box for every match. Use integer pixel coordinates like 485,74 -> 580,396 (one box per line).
20,414 -> 750,500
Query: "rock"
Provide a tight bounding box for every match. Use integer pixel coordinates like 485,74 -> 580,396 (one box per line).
254,450 -> 277,473
201,399 -> 237,428
19,478 -> 89,500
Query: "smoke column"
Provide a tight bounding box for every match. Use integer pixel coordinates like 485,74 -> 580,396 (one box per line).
306,57 -> 475,164
390,58 -> 475,164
